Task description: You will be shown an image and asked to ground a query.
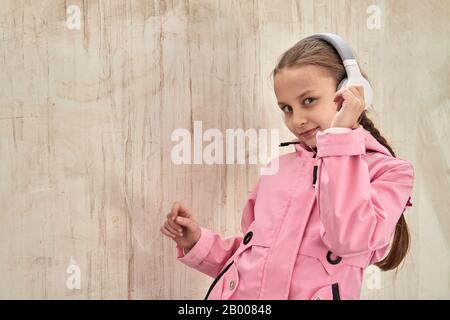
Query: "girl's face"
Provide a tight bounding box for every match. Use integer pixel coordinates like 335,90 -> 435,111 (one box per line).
274,64 -> 339,147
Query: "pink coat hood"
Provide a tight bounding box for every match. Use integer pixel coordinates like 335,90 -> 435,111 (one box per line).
175,125 -> 415,300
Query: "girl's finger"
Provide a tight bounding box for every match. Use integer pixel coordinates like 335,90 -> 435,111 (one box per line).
334,87 -> 353,102
170,202 -> 181,221
175,216 -> 194,232
170,202 -> 192,221
160,226 -> 176,239
348,84 -> 365,102
334,89 -> 354,110
165,221 -> 183,236
341,89 -> 359,107
166,213 -> 183,232
347,86 -> 363,107
177,205 -> 193,219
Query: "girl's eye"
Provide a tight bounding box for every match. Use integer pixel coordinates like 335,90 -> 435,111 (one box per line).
280,97 -> 316,112
281,105 -> 293,113
303,97 -> 316,105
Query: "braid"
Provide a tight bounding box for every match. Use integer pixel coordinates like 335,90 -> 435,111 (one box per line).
358,111 -> 396,157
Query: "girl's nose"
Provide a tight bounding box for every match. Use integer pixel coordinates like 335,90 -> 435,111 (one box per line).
292,109 -> 308,127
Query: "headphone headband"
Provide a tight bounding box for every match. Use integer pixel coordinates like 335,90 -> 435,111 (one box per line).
302,32 -> 373,108
305,33 -> 355,61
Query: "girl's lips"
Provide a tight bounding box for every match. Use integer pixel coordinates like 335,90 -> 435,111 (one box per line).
299,127 -> 319,138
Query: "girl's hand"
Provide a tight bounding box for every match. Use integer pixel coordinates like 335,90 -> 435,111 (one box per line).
160,201 -> 201,253
330,84 -> 365,129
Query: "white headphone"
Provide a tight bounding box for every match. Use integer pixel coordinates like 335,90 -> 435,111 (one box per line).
304,33 -> 373,109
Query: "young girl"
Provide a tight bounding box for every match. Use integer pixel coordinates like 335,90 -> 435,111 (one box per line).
160,34 -> 414,300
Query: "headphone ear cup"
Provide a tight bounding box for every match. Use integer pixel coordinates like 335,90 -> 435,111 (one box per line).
360,77 -> 373,109
337,77 -> 373,109
337,78 -> 348,91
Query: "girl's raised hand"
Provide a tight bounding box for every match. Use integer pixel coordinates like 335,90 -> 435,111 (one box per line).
330,84 -> 365,129
160,201 -> 201,253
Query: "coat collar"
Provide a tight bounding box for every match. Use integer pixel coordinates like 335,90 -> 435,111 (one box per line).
292,125 -> 392,158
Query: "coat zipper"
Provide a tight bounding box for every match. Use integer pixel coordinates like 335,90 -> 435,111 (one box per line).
332,283 -> 341,300
312,165 -> 318,187
312,149 -> 319,187
203,260 -> 234,300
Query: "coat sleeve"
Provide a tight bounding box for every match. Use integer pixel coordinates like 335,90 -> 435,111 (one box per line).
315,128 -> 415,258
175,177 -> 261,278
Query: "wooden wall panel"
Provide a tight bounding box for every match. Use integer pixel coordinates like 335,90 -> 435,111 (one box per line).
0,0 -> 448,299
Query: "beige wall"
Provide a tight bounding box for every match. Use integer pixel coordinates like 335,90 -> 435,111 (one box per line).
0,0 -> 448,299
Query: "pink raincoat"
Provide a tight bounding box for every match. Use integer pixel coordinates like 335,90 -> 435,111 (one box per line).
175,125 -> 414,300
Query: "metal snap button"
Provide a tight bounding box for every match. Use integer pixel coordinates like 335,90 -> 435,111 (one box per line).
229,280 -> 235,290
326,250 -> 342,265
243,231 -> 253,245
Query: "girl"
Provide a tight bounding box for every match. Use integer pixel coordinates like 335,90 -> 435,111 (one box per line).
160,34 -> 414,300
